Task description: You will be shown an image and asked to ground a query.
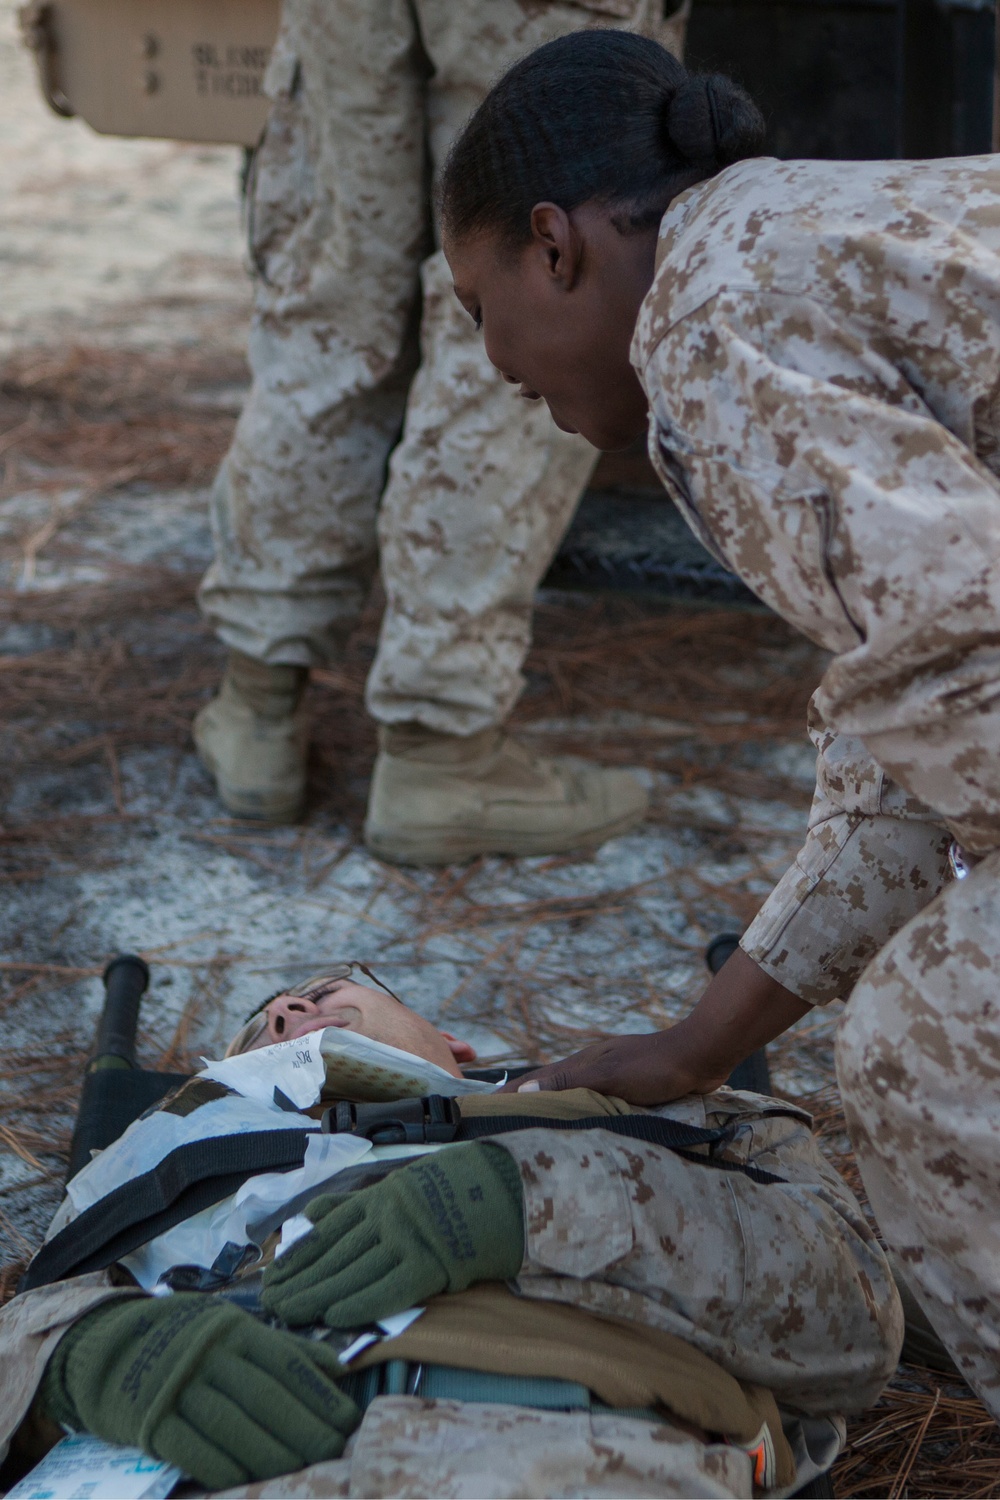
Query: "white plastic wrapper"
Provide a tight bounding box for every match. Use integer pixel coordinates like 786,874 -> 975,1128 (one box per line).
316,1026 -> 498,1102
199,1025 -> 499,1104
200,1030 -> 328,1110
274,1212 -> 315,1259
43,1026 -> 498,1282
203,1026 -> 500,1110
46,1094 -> 318,1243
123,1131 -> 372,1290
6,1435 -> 181,1499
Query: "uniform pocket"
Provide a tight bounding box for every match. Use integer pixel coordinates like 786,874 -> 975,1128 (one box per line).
813,723 -> 886,819
246,56 -> 315,285
263,44 -> 300,102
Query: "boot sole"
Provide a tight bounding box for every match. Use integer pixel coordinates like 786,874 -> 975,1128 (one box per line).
363,804 -> 647,866
194,733 -> 305,826
213,779 -> 306,824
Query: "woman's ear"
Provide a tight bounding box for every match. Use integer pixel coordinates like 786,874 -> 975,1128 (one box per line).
529,202 -> 582,289
440,1030 -> 478,1063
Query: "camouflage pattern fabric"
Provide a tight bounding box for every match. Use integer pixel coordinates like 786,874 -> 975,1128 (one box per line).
501,1090 -> 900,1416
198,0 -> 682,736
215,1397 -> 759,1499
0,1273 -> 144,1469
0,1088 -> 897,1491
631,154 -> 1000,1414
837,847 -> 1000,1418
742,717 -> 954,1005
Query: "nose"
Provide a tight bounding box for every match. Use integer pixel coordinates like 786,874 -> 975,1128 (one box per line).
268,995 -> 318,1041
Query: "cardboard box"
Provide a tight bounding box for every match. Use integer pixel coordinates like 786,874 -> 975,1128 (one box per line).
20,0 -> 282,145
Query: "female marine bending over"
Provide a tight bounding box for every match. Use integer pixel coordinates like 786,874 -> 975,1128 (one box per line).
440,31 -> 1000,1417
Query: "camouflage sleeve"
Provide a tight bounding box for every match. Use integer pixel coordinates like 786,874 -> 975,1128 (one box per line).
741,720 -> 952,1004
641,286 -> 1000,855
495,1097 -> 902,1415
0,1275 -> 143,1467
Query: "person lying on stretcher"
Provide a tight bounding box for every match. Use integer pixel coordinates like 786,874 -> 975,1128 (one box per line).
1,967 -> 903,1499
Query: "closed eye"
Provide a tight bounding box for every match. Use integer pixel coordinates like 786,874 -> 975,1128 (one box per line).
299,977 -> 347,1003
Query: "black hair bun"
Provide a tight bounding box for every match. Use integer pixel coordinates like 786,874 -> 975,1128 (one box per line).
666,72 -> 766,167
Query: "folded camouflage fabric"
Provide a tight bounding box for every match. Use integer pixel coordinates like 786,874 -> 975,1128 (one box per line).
352,1283 -> 796,1491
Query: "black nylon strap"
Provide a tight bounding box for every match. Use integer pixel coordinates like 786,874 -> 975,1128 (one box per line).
455,1113 -> 786,1186
24,1109 -> 785,1294
21,1129 -> 314,1292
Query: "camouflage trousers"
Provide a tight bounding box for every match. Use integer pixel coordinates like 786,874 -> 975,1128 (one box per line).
198,0 -> 684,736
837,848 -> 1000,1418
215,1397 -> 771,1499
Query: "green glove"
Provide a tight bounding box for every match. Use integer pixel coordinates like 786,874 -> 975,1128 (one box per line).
38,1294 -> 360,1491
262,1142 -> 525,1328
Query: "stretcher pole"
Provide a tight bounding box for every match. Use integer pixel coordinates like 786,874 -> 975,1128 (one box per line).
66,954 -> 150,1180
91,953 -> 149,1070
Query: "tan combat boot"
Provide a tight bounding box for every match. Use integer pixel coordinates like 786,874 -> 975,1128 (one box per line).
364,724 -> 649,865
193,650 -> 309,823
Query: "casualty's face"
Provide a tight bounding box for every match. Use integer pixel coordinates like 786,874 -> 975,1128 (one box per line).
228,973 -> 476,1077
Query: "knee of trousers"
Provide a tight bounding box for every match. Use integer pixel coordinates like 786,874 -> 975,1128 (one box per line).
836,848 -> 1000,1144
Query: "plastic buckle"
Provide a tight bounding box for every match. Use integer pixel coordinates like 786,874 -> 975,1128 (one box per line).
159,1241 -> 259,1293
321,1095 -> 462,1146
706,1122 -> 738,1158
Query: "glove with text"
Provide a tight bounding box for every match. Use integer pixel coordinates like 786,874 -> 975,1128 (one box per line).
262,1142 -> 525,1328
39,1294 -> 360,1490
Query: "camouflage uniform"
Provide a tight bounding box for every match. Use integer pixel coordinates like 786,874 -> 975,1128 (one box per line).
632,154 -> 1000,1411
217,1396 -> 766,1499
198,0 -> 683,736
0,1090 -> 897,1496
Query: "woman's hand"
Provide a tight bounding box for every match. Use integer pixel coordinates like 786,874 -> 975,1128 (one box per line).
505,1029 -> 722,1104
506,948 -> 812,1105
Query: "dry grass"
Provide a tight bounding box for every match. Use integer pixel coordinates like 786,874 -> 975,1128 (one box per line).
0,344 -> 246,584
0,344 -> 246,496
1,345 -> 998,1496
835,1368 -> 1000,1498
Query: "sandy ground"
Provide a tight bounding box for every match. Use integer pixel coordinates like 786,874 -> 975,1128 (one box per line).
0,0 -> 249,354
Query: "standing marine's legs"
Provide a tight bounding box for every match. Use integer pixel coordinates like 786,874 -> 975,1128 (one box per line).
196,0 -> 428,821
836,848 -> 1000,1415
362,0 -> 678,860
197,0 -> 682,850
363,245 -> 648,862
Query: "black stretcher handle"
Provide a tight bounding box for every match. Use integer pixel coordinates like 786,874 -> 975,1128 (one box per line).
92,954 -> 149,1070
705,933 -> 741,976
67,954 -> 181,1183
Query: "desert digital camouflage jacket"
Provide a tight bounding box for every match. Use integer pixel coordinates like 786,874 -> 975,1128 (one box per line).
633,155 -> 1000,1002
